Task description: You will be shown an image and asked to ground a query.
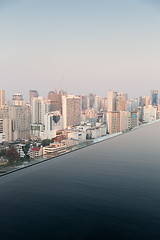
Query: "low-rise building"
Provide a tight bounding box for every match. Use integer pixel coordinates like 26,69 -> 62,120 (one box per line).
43,143 -> 66,158
16,143 -> 31,158
86,124 -> 107,139
61,139 -> 79,147
30,146 -> 43,159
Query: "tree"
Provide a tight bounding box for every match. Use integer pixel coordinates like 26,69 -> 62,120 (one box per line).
6,147 -> 19,163
41,139 -> 51,147
0,149 -> 6,156
51,138 -> 55,143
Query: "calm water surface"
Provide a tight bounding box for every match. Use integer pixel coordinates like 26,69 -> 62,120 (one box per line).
0,122 -> 160,240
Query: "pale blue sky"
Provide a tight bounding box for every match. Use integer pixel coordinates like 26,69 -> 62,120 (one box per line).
0,0 -> 160,100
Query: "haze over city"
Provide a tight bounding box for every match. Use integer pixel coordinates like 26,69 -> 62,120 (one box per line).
1,1 -> 160,240
0,0 -> 160,100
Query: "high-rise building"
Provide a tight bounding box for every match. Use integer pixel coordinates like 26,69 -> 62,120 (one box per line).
120,111 -> 131,132
81,95 -> 89,111
116,93 -> 126,112
0,104 -> 30,142
0,90 -> 5,106
12,93 -> 25,106
93,95 -> 102,112
40,111 -> 63,140
130,112 -> 139,129
107,112 -> 120,134
151,90 -> 158,107
81,108 -> 96,121
143,105 -> 157,123
29,90 -> 39,105
0,106 -> 12,142
89,93 -> 96,109
140,96 -> 151,107
0,119 -> 5,143
101,98 -> 108,112
62,95 -> 82,129
32,97 -> 46,124
10,105 -> 30,141
138,106 -> 143,122
108,91 -> 117,112
0,119 -> 3,134
126,98 -> 138,112
47,91 -> 62,112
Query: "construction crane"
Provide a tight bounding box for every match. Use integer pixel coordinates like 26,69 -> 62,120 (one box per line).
54,78 -> 64,93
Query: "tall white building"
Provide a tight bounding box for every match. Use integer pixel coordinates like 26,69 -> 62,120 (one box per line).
62,95 -> 82,129
32,97 -> 46,124
40,111 -> 63,140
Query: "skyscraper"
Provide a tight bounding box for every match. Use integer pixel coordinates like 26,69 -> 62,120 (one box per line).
62,95 -> 81,129
108,91 -> 117,112
0,90 -> 5,106
101,98 -> 108,112
81,95 -> 89,111
32,97 -> 46,124
0,119 -> 5,143
151,90 -> 158,107
0,106 -> 12,142
107,111 -> 120,134
47,91 -> 62,112
116,93 -> 126,112
93,95 -> 102,112
120,111 -> 131,132
10,105 -> 30,141
29,90 -> 39,105
89,93 -> 96,109
130,112 -> 139,129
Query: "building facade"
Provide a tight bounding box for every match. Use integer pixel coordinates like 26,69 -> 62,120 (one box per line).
62,95 -> 81,129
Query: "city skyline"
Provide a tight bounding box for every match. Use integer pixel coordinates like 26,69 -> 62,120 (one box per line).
1,88 -> 160,103
0,88 -> 158,143
0,0 -> 160,99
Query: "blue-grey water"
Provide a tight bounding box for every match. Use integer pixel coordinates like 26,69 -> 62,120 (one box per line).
0,122 -> 160,240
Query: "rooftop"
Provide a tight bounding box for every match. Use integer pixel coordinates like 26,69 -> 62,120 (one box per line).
0,121 -> 160,240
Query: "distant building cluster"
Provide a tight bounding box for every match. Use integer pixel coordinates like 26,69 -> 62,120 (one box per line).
0,89 -> 159,159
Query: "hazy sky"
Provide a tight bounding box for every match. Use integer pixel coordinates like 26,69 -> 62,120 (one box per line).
0,0 -> 160,100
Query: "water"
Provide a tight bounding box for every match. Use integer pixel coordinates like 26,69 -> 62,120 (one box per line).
0,122 -> 160,239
